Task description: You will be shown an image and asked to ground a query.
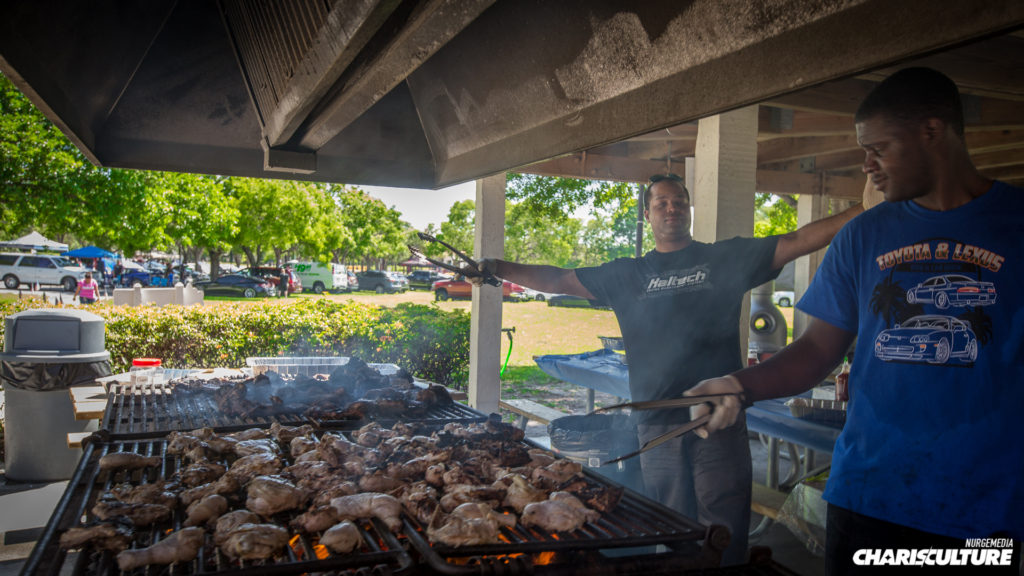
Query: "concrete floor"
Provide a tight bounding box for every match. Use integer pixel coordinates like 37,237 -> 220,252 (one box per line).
0,428 -> 827,576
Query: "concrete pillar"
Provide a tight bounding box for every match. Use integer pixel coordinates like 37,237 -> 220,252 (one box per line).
693,106 -> 759,362
468,174 -> 505,414
793,194 -> 831,338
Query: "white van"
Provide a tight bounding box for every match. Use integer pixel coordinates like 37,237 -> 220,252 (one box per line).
288,261 -> 350,293
0,253 -> 91,291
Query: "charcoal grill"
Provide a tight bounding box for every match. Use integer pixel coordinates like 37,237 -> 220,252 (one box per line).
21,436 -> 413,576
102,382 -> 486,438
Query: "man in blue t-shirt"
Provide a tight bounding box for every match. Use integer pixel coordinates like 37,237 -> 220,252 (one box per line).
470,173 -> 865,564
690,68 -> 1023,573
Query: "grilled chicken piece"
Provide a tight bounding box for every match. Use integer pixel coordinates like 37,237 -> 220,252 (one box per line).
226,453 -> 282,483
214,510 -> 261,546
92,501 -> 172,526
531,459 -> 583,488
496,474 -> 548,513
183,493 -> 228,527
283,461 -> 339,493
320,521 -> 363,554
191,428 -> 239,455
109,482 -> 178,509
290,505 -> 339,533
386,451 -> 449,479
424,463 -> 445,487
527,449 -> 556,468
521,492 -> 599,533
439,484 -> 506,512
177,461 -> 227,487
427,503 -> 515,547
59,522 -> 133,552
311,482 -> 359,507
226,428 -> 270,441
246,476 -> 307,517
357,471 -> 404,493
270,422 -> 314,445
290,436 -> 319,458
220,523 -> 290,561
234,438 -> 280,457
352,422 -> 396,447
116,526 -> 205,571
179,475 -> 241,507
399,482 -> 440,525
331,493 -> 402,532
98,452 -> 162,472
318,434 -> 380,468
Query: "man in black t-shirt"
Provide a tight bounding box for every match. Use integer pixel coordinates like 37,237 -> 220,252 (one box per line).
472,175 -> 868,565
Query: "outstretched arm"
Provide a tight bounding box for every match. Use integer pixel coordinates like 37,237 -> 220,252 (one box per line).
770,178 -> 879,269
477,259 -> 595,299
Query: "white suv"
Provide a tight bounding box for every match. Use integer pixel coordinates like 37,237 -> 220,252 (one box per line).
0,253 -> 91,291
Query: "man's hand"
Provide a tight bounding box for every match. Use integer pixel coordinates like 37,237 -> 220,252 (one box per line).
684,375 -> 745,439
463,257 -> 497,287
862,177 -> 884,211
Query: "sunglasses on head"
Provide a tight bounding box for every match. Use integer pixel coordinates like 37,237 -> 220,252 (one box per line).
649,173 -> 683,184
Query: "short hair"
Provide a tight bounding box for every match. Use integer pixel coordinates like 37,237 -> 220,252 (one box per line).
855,67 -> 965,139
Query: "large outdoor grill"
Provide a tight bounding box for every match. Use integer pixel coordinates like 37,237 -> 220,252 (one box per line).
21,430 -> 741,576
102,382 -> 486,438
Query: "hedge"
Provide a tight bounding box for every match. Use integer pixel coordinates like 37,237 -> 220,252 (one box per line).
0,298 -> 471,387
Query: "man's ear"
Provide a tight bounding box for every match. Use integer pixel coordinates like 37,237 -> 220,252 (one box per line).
922,117 -> 946,143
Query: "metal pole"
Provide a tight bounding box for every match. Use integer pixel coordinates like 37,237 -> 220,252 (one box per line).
635,184 -> 644,259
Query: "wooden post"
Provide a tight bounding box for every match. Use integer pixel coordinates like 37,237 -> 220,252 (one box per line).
469,174 -> 505,414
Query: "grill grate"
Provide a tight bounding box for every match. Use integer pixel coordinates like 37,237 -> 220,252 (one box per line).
102,382 -> 487,438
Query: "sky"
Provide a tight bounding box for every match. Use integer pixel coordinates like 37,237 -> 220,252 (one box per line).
360,182 -> 476,231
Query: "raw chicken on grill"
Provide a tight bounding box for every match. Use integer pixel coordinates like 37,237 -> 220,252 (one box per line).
98,452 -> 162,471
116,526 -> 205,570
320,521 -> 363,554
92,500 -> 172,526
220,523 -> 291,561
183,493 -> 228,527
246,475 -> 308,517
331,493 -> 403,532
59,521 -> 133,552
214,510 -> 261,546
521,492 -> 600,533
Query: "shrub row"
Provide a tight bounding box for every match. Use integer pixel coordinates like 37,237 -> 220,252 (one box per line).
0,299 -> 471,387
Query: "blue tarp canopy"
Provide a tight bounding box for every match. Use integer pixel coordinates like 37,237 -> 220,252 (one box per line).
62,246 -> 117,259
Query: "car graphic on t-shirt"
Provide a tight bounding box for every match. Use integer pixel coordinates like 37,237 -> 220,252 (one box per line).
905,274 -> 996,309
874,314 -> 977,365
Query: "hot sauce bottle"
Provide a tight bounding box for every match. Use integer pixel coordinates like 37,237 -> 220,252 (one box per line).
835,357 -> 850,402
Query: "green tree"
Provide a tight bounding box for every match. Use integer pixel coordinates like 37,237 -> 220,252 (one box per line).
753,193 -> 798,237
226,177 -> 320,267
505,200 -> 580,265
435,199 -> 476,258
335,187 -> 406,267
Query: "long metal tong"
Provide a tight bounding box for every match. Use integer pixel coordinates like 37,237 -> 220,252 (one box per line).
408,231 -> 501,287
596,393 -> 741,464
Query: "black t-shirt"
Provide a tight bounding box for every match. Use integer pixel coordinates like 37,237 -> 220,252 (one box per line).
576,236 -> 780,424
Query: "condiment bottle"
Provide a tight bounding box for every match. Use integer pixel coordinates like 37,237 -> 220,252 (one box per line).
131,357 -> 163,387
835,357 -> 850,401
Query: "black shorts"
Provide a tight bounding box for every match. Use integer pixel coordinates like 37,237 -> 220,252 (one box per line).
79,297 -> 96,304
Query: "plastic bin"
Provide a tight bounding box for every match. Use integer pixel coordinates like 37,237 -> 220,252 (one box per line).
1,309 -> 111,481
548,413 -> 644,494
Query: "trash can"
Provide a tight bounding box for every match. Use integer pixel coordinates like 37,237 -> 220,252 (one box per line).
548,413 -> 644,494
1,309 -> 111,481
749,282 -> 788,361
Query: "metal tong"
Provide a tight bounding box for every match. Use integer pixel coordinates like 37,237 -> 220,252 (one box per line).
597,393 -> 740,464
408,231 -> 502,287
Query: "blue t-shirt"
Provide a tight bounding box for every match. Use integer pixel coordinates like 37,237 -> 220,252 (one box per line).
799,181 -> 1024,539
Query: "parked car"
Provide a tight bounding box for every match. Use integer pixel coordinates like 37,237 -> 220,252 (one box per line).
906,274 -> 997,309
239,266 -> 302,294
119,260 -> 154,286
346,270 -> 358,290
773,290 -> 795,307
874,314 -> 977,365
195,274 -> 276,298
407,270 -> 449,290
432,275 -> 524,301
0,252 -> 90,291
289,260 -> 349,294
356,270 -> 408,293
522,287 -> 560,302
546,293 -> 597,308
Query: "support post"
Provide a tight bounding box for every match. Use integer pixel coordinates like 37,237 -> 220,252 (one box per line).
469,174 -> 505,414
693,106 -> 759,361
794,194 -> 831,338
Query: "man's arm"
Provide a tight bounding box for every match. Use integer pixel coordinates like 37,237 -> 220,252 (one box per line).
770,178 -> 879,269
686,318 -> 855,435
485,260 -> 596,299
